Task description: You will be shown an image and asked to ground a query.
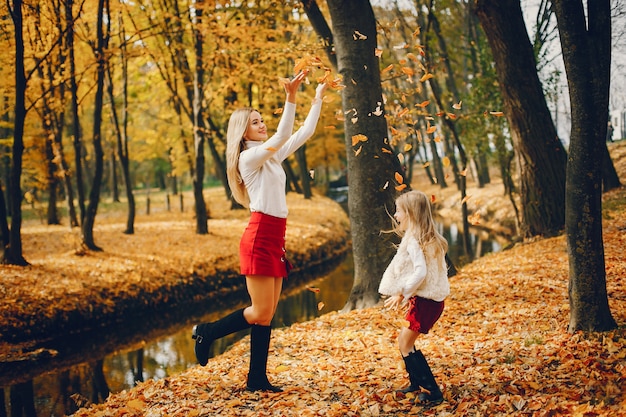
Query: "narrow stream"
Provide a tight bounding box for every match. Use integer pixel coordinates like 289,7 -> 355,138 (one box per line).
3,222 -> 502,416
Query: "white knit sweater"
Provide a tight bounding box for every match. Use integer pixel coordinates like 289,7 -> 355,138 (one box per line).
378,234 -> 450,302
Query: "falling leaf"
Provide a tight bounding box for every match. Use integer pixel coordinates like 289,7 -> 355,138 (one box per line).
417,100 -> 430,108
426,125 -> 437,134
375,48 -> 383,57
461,195 -> 471,205
382,181 -> 389,189
382,148 -> 392,154
266,147 -> 278,152
397,108 -> 409,118
452,101 -> 462,110
381,64 -> 394,74
468,212 -> 481,225
351,117 -> 358,124
273,107 -> 283,115
354,146 -> 363,156
395,184 -> 407,191
307,287 -> 320,293
490,111 -> 505,117
423,161 -> 431,168
420,73 -> 434,82
460,168 -> 468,176
401,67 -> 414,76
351,134 -> 368,146
442,157 -> 450,167
324,125 -> 336,130
353,30 -> 367,40
317,302 -> 325,311
394,172 -> 404,184
431,194 -> 436,203
403,144 -> 412,152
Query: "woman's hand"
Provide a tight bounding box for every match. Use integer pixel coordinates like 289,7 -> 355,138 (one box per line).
315,83 -> 328,100
284,71 -> 308,103
383,295 -> 404,311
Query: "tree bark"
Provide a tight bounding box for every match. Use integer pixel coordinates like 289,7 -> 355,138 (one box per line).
474,0 -> 567,238
553,0 -> 616,332
81,0 -> 108,251
325,0 -> 404,310
3,0 -> 28,266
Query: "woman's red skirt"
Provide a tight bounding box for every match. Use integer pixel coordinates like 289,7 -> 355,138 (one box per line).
239,211 -> 291,278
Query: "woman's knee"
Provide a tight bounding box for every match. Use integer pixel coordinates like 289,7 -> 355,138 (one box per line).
244,305 -> 274,325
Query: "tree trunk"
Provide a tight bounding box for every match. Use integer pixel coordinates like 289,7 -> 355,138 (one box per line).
3,0 -> 28,266
553,0 -> 616,332
325,0 -> 404,310
192,0 -> 208,234
66,0 -> 86,226
474,0 -> 567,238
296,146 -> 312,199
81,0 -> 108,251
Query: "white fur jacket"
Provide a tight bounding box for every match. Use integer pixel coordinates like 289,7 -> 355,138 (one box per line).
378,234 -> 450,302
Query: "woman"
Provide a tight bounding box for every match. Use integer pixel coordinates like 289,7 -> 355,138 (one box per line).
192,71 -> 327,393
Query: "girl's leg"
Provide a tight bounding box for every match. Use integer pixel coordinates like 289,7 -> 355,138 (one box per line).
398,327 -> 420,356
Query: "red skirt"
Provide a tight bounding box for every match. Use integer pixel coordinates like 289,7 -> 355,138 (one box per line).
239,212 -> 291,278
406,296 -> 444,334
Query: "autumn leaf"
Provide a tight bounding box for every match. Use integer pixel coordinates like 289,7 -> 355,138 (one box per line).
353,30 -> 367,40
420,73 -> 434,82
394,172 -> 404,184
375,48 -> 383,57
490,111 -> 505,117
403,144 -> 412,152
442,157 -> 450,167
307,287 -> 320,293
351,134 -> 368,146
452,101 -> 462,110
395,184 -> 407,191
431,194 -> 436,203
416,100 -> 430,108
381,64 -> 394,74
426,124 -> 437,134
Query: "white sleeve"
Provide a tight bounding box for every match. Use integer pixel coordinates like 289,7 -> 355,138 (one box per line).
241,102 -> 297,171
275,99 -> 323,161
402,237 -> 427,299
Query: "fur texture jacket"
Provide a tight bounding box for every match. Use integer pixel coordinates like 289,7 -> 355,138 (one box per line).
378,234 -> 450,302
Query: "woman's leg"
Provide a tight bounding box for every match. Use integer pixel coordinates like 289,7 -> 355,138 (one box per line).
245,275 -> 284,392
244,275 -> 282,325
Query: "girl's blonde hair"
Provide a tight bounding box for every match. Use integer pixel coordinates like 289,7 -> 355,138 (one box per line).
392,190 -> 448,256
226,107 -> 255,207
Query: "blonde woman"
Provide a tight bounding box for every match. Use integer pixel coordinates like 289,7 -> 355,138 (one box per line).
192,71 -> 327,393
378,190 -> 451,405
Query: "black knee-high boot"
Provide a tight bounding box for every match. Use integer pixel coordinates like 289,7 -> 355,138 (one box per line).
413,350 -> 443,405
397,350 -> 422,394
192,308 -> 251,366
246,325 -> 282,392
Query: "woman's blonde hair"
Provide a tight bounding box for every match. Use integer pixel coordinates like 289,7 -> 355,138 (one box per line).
226,107 -> 255,207
392,190 -> 448,256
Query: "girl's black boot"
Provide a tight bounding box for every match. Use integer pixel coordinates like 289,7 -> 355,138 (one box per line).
414,350 -> 444,406
397,350 -> 422,394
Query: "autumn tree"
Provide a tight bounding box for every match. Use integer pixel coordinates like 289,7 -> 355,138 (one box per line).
553,0 -> 617,332
474,0 -> 568,238
304,0 -> 404,309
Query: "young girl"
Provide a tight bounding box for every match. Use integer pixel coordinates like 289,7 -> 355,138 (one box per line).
192,71 -> 327,393
378,190 -> 450,405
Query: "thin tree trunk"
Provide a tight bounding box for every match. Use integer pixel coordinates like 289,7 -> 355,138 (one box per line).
3,0 -> 28,266
81,0 -> 108,251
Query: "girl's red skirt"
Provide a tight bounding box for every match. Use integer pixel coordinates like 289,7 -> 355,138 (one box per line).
239,211 -> 291,278
406,296 -> 444,334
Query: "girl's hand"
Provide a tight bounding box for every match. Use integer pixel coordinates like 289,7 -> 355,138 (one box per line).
283,71 -> 308,101
384,295 -> 404,311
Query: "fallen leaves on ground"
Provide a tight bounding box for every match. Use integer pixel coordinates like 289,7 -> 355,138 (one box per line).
72,187 -> 626,416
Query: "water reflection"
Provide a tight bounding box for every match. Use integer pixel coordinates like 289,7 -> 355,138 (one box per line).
4,224 -> 501,417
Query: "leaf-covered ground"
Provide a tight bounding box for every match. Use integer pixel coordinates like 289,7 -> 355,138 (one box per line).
68,144 -> 626,416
